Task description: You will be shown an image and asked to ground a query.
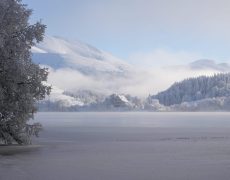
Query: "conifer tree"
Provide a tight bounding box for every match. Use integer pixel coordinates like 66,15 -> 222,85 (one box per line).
0,0 -> 51,144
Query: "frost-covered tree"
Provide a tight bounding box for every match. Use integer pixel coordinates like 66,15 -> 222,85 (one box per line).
0,0 -> 51,144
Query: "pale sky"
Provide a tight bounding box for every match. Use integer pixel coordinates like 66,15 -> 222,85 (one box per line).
23,0 -> 230,66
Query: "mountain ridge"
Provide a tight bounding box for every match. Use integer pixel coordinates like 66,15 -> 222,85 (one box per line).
32,36 -> 230,111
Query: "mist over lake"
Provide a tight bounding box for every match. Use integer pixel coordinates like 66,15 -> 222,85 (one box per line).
1,112 -> 230,180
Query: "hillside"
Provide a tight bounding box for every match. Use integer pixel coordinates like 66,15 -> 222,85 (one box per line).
31,37 -> 230,111
152,73 -> 230,106
32,36 -> 133,75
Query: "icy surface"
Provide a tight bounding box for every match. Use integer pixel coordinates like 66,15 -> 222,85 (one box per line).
1,112 -> 230,180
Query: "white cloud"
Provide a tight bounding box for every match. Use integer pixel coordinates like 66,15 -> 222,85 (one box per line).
39,37 -> 228,98
47,68 -> 103,93
46,63 -> 221,98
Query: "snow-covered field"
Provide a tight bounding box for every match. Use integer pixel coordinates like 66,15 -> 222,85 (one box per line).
1,112 -> 230,180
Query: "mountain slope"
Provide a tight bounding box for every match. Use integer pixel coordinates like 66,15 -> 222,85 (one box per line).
32,36 -> 140,109
189,59 -> 230,72
152,73 -> 230,106
32,36 -> 230,111
32,36 -> 132,75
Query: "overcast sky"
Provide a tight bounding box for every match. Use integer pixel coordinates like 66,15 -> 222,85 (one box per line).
23,0 -> 230,66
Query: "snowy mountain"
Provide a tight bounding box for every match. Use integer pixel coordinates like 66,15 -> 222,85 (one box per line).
38,93 -> 144,112
102,94 -> 136,110
188,59 -> 230,72
32,36 -> 132,75
152,73 -> 230,106
32,36 -> 141,110
32,36 -> 230,112
44,86 -> 85,107
166,59 -> 230,72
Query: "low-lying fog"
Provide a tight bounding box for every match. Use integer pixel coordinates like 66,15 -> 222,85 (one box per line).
1,112 -> 230,180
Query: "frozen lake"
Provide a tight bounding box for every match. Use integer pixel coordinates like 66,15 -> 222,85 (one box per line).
1,112 -> 230,180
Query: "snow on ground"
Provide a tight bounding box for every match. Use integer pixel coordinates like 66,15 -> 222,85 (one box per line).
45,86 -> 84,107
